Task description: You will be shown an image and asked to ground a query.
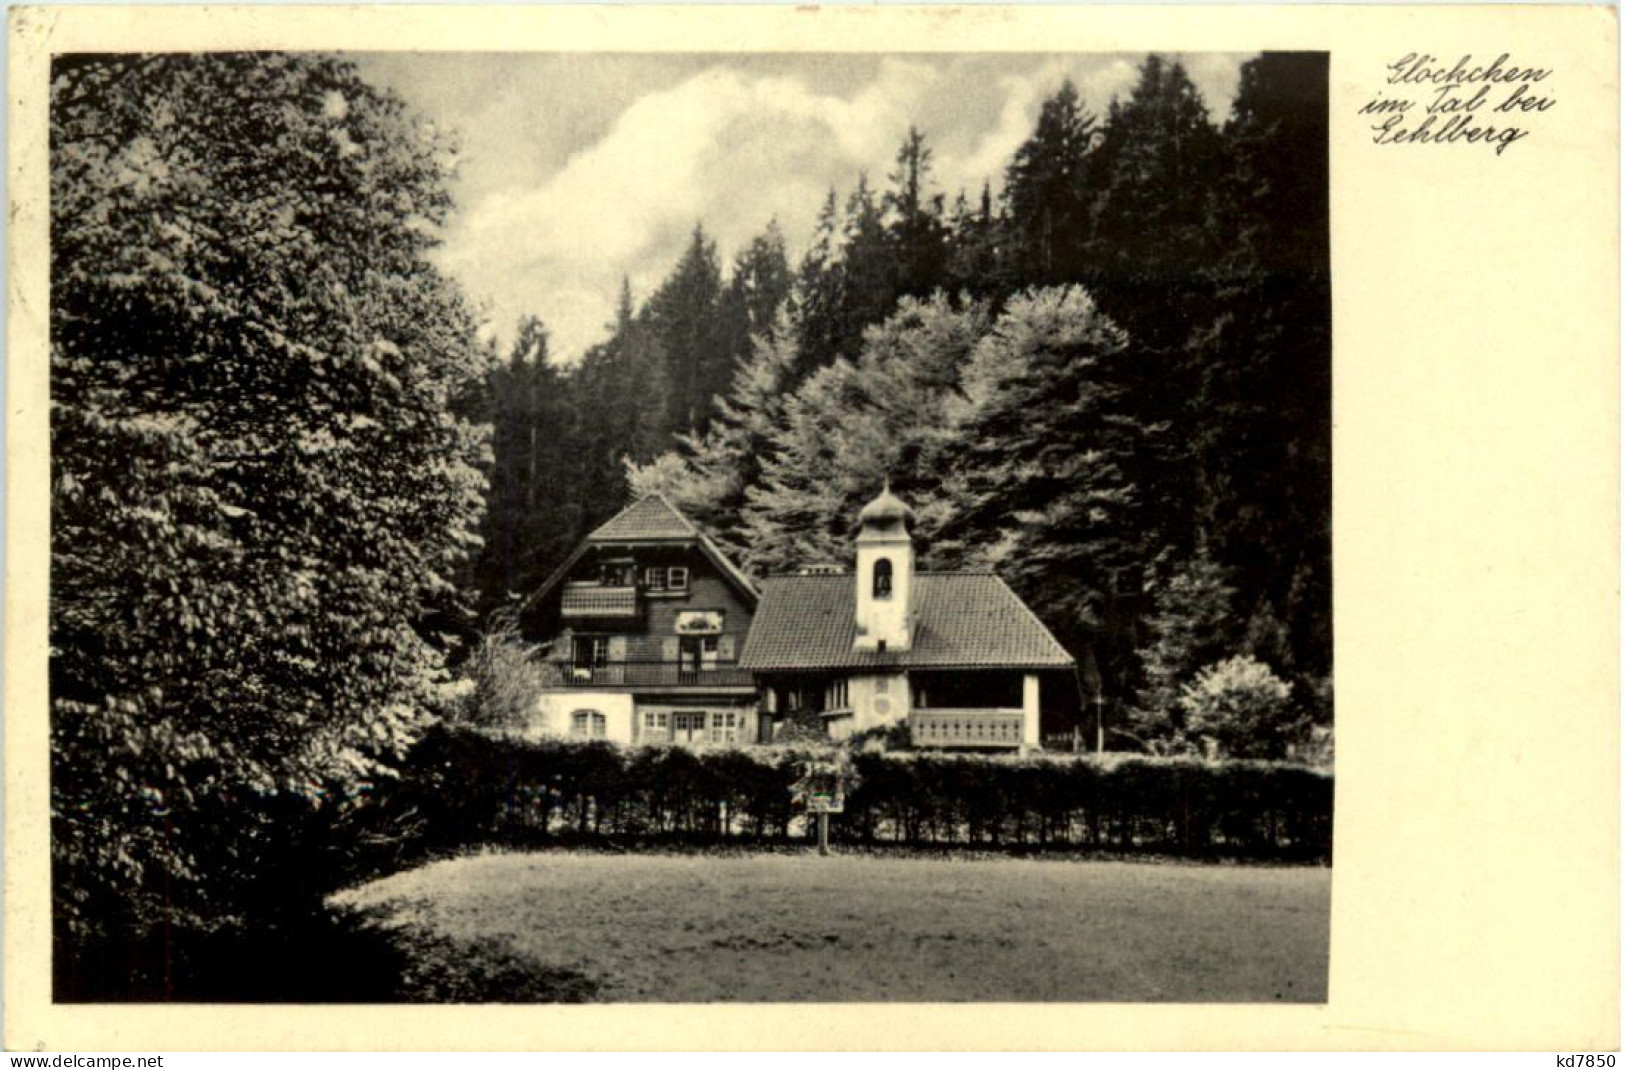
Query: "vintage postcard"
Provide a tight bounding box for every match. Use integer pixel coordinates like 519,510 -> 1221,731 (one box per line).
5,2 -> 1617,1052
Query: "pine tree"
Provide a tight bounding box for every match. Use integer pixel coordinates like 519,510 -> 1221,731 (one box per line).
724,220 -> 793,343
1081,55 -> 1226,566
835,173 -> 900,362
791,188 -> 846,380
643,224 -> 727,438
477,315 -> 572,608
628,309 -> 801,554
1001,80 -> 1099,288
1085,55 -> 1224,354
947,182 -> 1005,300
1189,52 -> 1332,682
884,127 -> 950,301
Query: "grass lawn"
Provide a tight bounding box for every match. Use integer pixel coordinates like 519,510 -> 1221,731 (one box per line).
331,851 -> 1330,1003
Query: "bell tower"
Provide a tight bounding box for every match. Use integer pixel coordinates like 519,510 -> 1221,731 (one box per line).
854,480 -> 915,652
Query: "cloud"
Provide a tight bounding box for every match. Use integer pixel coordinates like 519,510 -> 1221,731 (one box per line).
428,53 -> 1252,363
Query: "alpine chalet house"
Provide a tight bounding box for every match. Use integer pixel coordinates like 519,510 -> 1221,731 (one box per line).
522,495 -> 761,745
738,484 -> 1076,750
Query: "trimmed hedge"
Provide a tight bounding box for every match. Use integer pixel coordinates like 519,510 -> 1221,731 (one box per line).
363,726 -> 1331,862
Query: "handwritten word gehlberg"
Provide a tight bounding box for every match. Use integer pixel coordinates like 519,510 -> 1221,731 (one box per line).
1362,52 -> 1554,155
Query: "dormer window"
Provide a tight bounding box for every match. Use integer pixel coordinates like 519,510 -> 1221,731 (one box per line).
873,558 -> 893,599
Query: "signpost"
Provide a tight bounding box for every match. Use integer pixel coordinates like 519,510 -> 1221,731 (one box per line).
792,760 -> 854,857
805,790 -> 845,856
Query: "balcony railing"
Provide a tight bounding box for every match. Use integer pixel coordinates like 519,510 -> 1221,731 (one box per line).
560,583 -> 639,619
547,660 -> 754,689
909,709 -> 1026,749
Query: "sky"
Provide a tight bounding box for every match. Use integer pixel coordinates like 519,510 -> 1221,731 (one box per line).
356,52 -> 1254,363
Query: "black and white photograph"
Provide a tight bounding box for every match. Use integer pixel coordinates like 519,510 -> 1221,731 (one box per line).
49,44 -> 1330,1006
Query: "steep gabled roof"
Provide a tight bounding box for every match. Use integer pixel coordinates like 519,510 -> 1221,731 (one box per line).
587,494 -> 699,543
526,494 -> 758,610
738,572 -> 1075,671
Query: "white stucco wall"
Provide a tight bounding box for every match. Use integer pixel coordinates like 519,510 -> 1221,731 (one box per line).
854,539 -> 914,651
848,672 -> 910,734
531,691 -> 636,745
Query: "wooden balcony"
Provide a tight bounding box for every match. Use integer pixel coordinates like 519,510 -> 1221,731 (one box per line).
909,709 -> 1026,749
560,583 -> 639,620
548,659 -> 755,690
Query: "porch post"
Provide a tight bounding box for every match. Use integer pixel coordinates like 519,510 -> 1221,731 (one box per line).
1022,673 -> 1040,750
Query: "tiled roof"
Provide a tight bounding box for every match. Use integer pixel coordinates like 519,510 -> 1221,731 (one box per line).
587,494 -> 698,542
560,584 -> 638,618
738,573 -> 1075,671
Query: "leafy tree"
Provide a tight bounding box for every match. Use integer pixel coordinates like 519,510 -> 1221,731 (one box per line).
451,611 -> 561,731
739,295 -> 989,575
935,287 -> 1158,709
50,53 -> 489,938
1178,655 -> 1305,759
1127,550 -> 1238,750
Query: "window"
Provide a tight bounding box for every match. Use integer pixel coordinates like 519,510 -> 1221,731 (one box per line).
679,635 -> 720,677
600,561 -> 635,587
642,710 -> 670,742
572,636 -> 609,667
643,567 -> 666,592
872,558 -> 893,598
709,710 -> 738,744
875,676 -> 889,695
570,709 -> 607,738
825,678 -> 849,710
667,566 -> 690,592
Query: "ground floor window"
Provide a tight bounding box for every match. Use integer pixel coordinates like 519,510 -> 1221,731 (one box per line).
709,710 -> 738,744
570,709 -> 607,738
639,708 -> 745,744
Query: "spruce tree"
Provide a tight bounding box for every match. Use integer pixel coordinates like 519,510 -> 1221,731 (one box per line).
884,127 -> 951,301
1001,80 -> 1099,289
1191,52 -> 1332,683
